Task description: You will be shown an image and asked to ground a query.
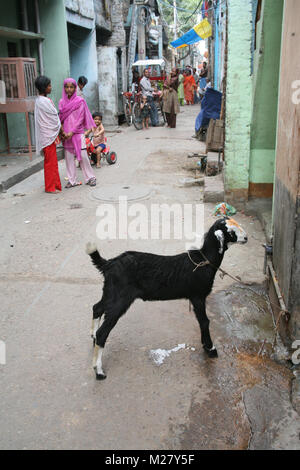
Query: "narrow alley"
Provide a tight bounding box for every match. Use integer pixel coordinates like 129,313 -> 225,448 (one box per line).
0,0 -> 299,454
0,106 -> 298,450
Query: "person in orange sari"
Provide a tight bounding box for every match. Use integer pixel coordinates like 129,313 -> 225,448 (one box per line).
183,69 -> 197,105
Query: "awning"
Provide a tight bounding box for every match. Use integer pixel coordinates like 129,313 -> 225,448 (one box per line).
170,18 -> 212,49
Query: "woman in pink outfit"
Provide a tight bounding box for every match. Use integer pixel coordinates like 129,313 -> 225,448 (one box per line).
59,78 -> 96,188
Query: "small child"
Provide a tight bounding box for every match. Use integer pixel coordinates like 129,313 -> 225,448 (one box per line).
140,95 -> 151,130
85,112 -> 105,168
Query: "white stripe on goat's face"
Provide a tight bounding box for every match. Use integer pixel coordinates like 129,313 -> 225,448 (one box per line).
214,229 -> 224,254
225,218 -> 248,244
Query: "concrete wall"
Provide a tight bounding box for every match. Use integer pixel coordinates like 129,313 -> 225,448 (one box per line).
97,0 -> 126,126
106,0 -> 126,48
65,0 -> 94,21
98,46 -> 118,125
67,23 -> 99,113
65,0 -> 98,112
94,0 -> 112,32
249,0 -> 283,198
272,0 -> 300,343
224,0 -> 252,204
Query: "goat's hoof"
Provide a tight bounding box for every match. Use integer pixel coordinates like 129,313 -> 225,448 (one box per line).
95,372 -> 106,380
94,367 -> 106,380
203,345 -> 218,358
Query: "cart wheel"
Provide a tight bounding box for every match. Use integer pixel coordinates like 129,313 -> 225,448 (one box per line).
106,151 -> 117,165
132,102 -> 143,130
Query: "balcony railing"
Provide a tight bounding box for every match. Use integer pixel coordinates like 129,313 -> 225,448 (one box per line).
0,57 -> 37,158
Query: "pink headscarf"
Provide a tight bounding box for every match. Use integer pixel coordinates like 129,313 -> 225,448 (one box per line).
59,78 -> 95,161
59,78 -> 83,122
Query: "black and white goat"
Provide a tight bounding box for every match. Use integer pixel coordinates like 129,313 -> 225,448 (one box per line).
86,217 -> 248,379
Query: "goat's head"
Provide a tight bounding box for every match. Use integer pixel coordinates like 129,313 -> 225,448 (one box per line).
213,217 -> 248,253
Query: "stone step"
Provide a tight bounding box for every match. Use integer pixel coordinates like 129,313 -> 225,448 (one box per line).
203,172 -> 225,203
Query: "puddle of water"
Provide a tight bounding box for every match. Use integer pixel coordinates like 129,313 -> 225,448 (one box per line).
210,284 -> 275,344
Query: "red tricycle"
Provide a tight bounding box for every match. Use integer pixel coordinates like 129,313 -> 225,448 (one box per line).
85,137 -> 117,166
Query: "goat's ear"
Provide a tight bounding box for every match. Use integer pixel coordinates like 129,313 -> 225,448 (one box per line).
214,230 -> 224,254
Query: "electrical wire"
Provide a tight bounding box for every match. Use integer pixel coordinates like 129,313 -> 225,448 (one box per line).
136,5 -> 152,26
181,1 -> 203,23
162,0 -> 202,13
158,0 -> 225,15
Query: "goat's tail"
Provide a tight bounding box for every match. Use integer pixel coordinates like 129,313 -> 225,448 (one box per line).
86,242 -> 107,273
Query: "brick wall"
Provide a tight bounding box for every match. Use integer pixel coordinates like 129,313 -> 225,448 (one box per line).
106,0 -> 126,47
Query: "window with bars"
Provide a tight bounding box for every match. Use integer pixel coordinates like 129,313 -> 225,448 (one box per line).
0,58 -> 37,99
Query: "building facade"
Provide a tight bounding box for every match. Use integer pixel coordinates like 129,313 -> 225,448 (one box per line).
0,0 -> 69,151
272,0 -> 300,344
216,0 -> 300,345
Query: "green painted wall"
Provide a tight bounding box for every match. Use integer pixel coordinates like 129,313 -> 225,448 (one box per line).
0,0 -> 69,152
39,0 -> 70,108
250,0 -> 283,184
225,0 -> 252,197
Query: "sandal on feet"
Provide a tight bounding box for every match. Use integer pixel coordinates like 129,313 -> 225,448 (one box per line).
87,178 -> 96,186
65,181 -> 82,189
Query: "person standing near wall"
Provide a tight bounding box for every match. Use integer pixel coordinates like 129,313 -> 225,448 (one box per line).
199,61 -> 208,90
77,76 -> 88,98
184,69 -> 197,105
162,68 -> 180,128
193,68 -> 200,104
140,69 -> 159,127
34,76 -> 62,194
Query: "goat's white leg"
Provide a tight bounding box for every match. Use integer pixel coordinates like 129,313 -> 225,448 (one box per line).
91,317 -> 101,341
93,345 -> 106,380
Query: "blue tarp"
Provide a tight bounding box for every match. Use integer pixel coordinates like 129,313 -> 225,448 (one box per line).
195,87 -> 222,131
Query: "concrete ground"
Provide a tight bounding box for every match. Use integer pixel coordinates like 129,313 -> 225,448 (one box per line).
0,106 -> 299,450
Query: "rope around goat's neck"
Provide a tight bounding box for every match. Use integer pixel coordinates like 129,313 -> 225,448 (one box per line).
187,249 -> 252,286
187,250 -> 210,272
